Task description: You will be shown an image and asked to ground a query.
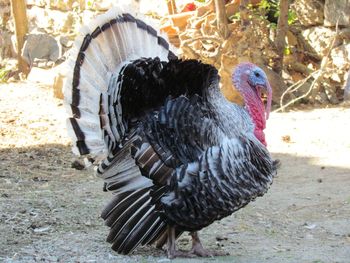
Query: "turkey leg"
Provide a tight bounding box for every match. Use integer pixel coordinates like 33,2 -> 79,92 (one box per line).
166,226 -> 190,258
189,231 -> 228,257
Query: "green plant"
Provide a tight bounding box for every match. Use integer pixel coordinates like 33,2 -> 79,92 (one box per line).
87,0 -> 94,8
0,68 -> 9,83
229,11 -> 241,22
284,46 -> 291,55
258,0 -> 298,25
229,0 -> 298,26
287,9 -> 298,25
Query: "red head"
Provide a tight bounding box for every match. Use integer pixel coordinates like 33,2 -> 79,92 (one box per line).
232,63 -> 272,146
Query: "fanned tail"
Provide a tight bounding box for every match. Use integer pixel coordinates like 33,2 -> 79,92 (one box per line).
63,6 -> 177,254
99,136 -> 175,254
64,6 -> 176,161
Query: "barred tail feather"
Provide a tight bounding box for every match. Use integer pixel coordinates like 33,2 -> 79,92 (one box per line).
101,185 -> 169,254
63,6 -> 179,254
64,6 -> 176,161
97,135 -> 178,254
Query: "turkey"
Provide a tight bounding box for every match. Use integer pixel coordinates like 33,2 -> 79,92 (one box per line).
64,6 -> 277,258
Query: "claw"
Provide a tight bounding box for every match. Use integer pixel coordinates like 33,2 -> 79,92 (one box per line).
166,228 -> 228,258
189,232 -> 228,257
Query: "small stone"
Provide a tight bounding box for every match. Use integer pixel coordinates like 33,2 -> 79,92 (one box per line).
303,223 -> 317,230
216,235 -> 228,241
71,160 -> 85,170
33,226 -> 51,233
282,135 -> 291,143
59,35 -> 73,48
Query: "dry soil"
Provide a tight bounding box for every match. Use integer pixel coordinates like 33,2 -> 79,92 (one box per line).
0,81 -> 349,263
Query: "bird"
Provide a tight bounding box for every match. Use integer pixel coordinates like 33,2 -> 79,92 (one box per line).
64,6 -> 277,258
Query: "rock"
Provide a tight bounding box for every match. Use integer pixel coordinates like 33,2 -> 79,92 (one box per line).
292,0 -> 324,26
0,30 -> 15,60
58,36 -> 74,49
330,44 -> 350,71
35,59 -> 55,68
301,26 -> 337,57
48,0 -> 74,11
59,12 -> 76,33
26,0 -> 46,7
314,91 -> 328,104
0,0 -> 11,14
294,79 -> 313,100
286,30 -> 298,47
90,0 -> 114,11
22,33 -> 61,66
323,81 -> 339,104
71,160 -> 85,170
59,35 -> 73,48
324,0 -> 350,27
26,7 -> 78,35
26,6 -> 50,32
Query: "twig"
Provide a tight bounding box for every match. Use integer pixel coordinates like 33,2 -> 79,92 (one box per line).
278,70 -> 319,109
181,36 -> 223,46
274,20 -> 340,112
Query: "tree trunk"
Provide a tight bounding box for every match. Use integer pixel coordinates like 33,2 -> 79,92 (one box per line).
274,0 -> 289,75
239,0 -> 250,28
10,0 -> 29,76
214,0 -> 229,39
167,0 -> 177,15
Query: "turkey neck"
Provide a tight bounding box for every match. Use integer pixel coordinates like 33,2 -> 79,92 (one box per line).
242,85 -> 266,129
207,86 -> 254,138
211,81 -> 266,146
239,82 -> 267,145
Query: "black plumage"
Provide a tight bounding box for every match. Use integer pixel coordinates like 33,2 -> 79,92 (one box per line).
64,7 -> 276,258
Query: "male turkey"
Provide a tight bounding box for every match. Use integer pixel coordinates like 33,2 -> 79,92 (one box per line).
64,6 -> 277,258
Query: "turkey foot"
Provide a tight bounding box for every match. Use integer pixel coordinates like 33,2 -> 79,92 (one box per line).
189,232 -> 228,257
167,226 -> 195,259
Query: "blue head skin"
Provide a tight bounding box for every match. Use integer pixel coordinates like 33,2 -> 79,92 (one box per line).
247,66 -> 272,119
233,63 -> 272,120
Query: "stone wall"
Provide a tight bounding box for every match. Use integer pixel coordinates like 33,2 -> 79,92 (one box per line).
2,0 -> 350,103
0,0 -> 142,64
291,0 -> 350,104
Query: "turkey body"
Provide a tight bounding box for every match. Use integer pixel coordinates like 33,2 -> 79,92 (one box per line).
64,6 -> 276,257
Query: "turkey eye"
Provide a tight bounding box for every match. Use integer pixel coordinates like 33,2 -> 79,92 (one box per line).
254,72 -> 260,78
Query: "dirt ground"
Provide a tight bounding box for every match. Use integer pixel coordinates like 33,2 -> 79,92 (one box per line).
0,81 -> 349,263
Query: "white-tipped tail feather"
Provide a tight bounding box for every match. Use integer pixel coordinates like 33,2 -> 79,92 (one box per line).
64,6 -> 176,162
64,7 -> 177,254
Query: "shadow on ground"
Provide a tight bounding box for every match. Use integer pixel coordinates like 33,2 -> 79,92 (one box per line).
1,144 -> 349,262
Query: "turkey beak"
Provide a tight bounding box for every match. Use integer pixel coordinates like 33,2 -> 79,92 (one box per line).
258,82 -> 272,120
